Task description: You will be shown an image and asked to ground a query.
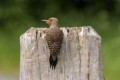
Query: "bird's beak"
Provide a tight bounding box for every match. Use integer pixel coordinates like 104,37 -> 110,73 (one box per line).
42,20 -> 48,22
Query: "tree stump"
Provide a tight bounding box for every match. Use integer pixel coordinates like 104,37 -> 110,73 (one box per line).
20,26 -> 104,80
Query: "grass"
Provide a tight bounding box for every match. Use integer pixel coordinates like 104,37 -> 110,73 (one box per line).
103,36 -> 120,80
0,11 -> 120,80
0,32 -> 19,74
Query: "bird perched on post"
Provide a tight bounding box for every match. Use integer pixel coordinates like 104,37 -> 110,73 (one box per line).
42,17 -> 63,69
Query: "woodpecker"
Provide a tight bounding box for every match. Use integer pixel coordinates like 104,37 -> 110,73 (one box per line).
42,17 -> 63,69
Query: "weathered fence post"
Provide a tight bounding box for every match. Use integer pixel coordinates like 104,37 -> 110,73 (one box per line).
20,26 -> 104,80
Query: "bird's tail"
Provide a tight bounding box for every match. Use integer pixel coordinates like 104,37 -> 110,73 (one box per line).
49,55 -> 58,69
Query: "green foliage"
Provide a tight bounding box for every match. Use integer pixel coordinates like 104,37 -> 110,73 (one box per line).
0,0 -> 120,80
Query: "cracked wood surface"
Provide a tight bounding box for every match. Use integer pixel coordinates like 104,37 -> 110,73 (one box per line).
20,26 -> 104,80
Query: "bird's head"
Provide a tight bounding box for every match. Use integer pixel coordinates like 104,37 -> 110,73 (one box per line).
42,17 -> 58,27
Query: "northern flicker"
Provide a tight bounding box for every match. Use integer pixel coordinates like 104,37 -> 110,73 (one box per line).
42,17 -> 63,69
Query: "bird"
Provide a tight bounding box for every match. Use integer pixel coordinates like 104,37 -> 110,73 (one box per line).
42,17 -> 63,69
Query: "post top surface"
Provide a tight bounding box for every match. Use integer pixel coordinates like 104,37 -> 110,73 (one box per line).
21,26 -> 101,39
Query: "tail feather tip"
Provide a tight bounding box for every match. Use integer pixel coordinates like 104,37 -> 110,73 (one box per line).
49,55 -> 57,69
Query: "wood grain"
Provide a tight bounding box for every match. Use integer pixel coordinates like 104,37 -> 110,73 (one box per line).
20,27 -> 104,80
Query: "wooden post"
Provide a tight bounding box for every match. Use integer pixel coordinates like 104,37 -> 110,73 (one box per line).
20,26 -> 104,80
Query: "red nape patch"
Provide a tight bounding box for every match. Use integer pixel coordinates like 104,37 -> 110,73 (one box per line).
48,21 -> 52,26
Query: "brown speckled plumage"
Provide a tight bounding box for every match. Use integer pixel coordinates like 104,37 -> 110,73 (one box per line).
45,27 -> 63,69
45,27 -> 63,54
42,17 -> 63,69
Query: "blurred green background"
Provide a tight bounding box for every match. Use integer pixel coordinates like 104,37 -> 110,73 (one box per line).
0,0 -> 120,80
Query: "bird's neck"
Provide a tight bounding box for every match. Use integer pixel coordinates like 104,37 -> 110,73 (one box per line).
50,22 -> 59,28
